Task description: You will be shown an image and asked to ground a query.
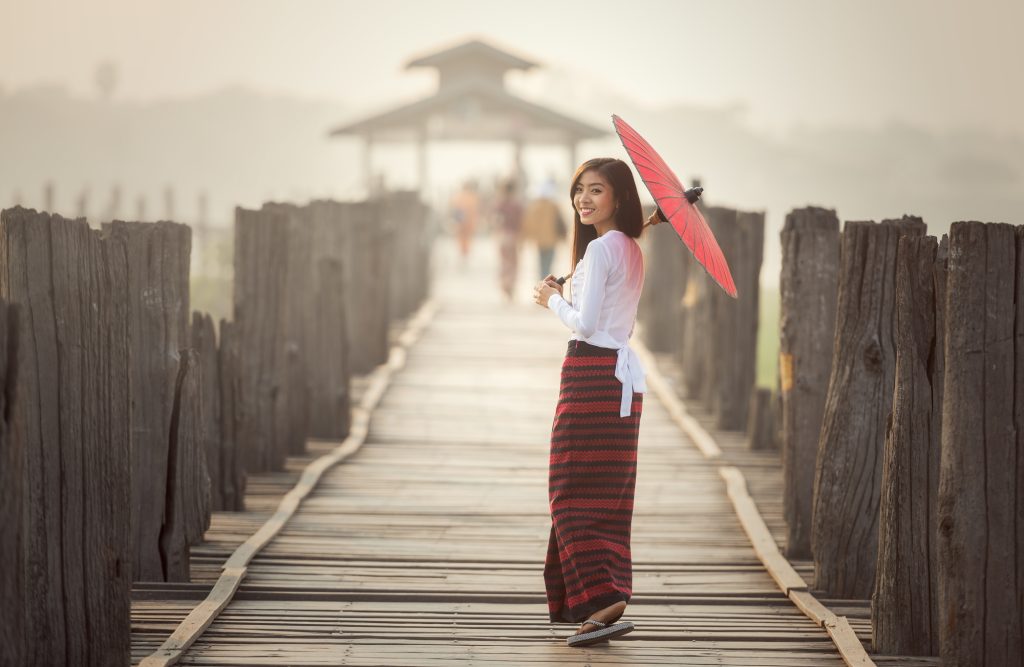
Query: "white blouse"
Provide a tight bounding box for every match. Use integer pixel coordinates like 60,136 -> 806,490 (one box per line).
547,229 -> 647,417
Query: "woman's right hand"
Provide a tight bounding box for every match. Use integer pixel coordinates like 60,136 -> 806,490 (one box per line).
543,274 -> 563,297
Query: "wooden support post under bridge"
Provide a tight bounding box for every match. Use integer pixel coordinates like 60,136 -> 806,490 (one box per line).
812,216 -> 926,598
872,233 -> 947,656
0,208 -> 132,666
105,220 -> 209,583
937,221 -> 1024,666
779,207 -> 839,559
0,301 -> 22,667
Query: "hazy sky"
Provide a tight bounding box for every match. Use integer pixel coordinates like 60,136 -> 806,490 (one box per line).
2,0 -> 1022,136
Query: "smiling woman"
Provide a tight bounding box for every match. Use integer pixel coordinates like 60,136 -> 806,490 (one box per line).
532,157 -> 660,647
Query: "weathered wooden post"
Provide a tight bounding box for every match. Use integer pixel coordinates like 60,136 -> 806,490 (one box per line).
679,258 -> 709,400
383,191 -> 432,321
217,319 -> 246,510
234,205 -> 291,472
263,202 -> 313,457
345,200 -> 392,374
711,209 -> 763,430
779,207 -> 839,558
306,200 -> 354,439
812,216 -> 926,597
638,219 -> 688,353
193,312 -> 226,511
309,253 -> 351,438
0,301 -> 22,667
937,221 -> 1023,666
872,234 -> 947,655
698,206 -> 735,412
159,347 -> 211,581
106,220 -> 209,582
746,388 -> 777,450
0,207 -> 132,666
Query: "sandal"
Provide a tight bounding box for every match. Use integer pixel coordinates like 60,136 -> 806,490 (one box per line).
565,618 -> 635,647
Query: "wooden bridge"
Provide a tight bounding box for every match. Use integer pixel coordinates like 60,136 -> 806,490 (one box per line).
3,202 -> 1021,666
128,239 -> 924,666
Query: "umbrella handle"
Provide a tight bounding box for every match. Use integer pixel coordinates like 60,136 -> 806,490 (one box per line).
643,207 -> 670,228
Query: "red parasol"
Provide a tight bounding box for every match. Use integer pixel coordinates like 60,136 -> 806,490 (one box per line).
612,114 -> 737,298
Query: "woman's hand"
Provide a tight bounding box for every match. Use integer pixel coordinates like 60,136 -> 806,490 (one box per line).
534,275 -> 562,307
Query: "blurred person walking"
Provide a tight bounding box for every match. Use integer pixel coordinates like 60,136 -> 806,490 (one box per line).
522,179 -> 566,279
493,178 -> 524,301
533,157 -> 661,647
449,179 -> 480,263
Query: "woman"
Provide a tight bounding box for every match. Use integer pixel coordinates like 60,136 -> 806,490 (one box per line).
533,157 -> 658,647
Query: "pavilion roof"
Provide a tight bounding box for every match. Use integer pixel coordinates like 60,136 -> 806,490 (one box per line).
405,38 -> 538,72
327,39 -> 608,145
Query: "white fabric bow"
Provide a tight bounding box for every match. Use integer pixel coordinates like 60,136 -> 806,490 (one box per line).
614,345 -> 647,417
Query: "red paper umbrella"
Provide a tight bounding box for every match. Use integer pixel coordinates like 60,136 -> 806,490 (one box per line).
612,114 -> 738,298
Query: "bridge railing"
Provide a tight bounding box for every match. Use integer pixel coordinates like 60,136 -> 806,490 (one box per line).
0,191 -> 433,666
641,203 -> 1023,665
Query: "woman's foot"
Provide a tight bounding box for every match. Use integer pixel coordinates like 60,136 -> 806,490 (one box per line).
573,600 -> 627,636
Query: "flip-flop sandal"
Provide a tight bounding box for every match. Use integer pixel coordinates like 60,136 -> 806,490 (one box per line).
565,619 -> 635,647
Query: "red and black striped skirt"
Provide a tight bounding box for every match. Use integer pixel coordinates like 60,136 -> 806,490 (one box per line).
544,339 -> 643,623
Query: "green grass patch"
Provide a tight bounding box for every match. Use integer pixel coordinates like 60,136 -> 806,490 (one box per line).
757,287 -> 780,389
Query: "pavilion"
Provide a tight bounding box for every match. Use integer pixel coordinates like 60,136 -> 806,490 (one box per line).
327,38 -> 608,194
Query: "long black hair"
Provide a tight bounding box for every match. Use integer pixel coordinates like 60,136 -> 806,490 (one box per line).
568,157 -> 644,272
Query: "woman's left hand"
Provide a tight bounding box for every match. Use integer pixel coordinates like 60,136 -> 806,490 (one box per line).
534,279 -> 559,307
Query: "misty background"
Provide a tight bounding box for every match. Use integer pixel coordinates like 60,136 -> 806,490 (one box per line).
2,0 -> 1022,293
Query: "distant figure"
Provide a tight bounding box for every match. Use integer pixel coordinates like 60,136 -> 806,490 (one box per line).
493,179 -> 524,301
449,180 -> 480,262
522,179 -> 566,279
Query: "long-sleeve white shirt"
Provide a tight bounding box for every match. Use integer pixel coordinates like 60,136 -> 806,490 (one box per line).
546,229 -> 647,417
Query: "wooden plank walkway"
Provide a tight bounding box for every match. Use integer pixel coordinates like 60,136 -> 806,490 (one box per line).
132,238 -> 853,665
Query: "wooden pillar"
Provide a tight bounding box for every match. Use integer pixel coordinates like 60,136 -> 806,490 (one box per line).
872,234 -> 946,655
712,209 -> 763,430
158,347 -> 209,581
43,181 -> 54,213
261,203 -> 313,457
192,313 -> 224,511
811,216 -> 926,597
75,187 -> 89,220
0,208 -> 132,665
135,194 -> 146,222
680,259 -> 709,400
344,201 -> 392,374
105,220 -> 204,582
217,319 -> 245,511
779,207 -> 839,558
937,221 -> 1024,666
700,206 -> 735,414
363,135 -> 374,198
746,388 -> 777,450
233,206 -> 291,473
0,302 -> 22,667
637,218 -> 688,353
306,200 -> 354,439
